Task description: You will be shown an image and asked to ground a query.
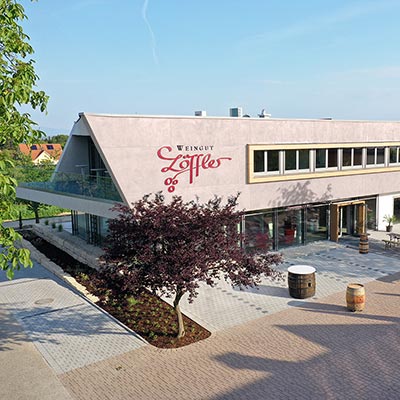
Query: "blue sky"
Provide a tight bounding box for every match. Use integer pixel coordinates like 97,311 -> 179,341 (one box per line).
22,0 -> 400,134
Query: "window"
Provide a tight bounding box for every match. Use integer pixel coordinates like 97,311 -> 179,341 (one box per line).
47,144 -> 54,150
354,148 -> 363,166
390,147 -> 400,164
254,150 -> 264,172
253,150 -> 279,173
316,149 -> 326,169
244,213 -> 274,251
267,150 -> 279,172
249,143 -> 400,184
328,149 -> 338,168
285,150 -> 296,171
342,148 -> 363,168
299,150 -> 309,169
367,148 -> 375,165
342,148 -> 352,167
377,147 -> 385,164
30,145 -> 37,150
285,150 -> 309,172
316,149 -> 338,169
367,147 -> 385,166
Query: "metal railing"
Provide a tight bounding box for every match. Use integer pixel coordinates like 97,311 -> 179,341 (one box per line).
19,171 -> 122,203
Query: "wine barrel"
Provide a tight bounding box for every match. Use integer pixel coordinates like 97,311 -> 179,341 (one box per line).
346,283 -> 365,312
288,265 -> 316,299
359,234 -> 369,254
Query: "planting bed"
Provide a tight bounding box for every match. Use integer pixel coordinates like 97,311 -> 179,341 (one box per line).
21,230 -> 211,348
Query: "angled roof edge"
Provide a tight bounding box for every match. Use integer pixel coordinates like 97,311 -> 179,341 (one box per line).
81,114 -> 128,203
70,113 -> 91,136
58,113 -> 128,205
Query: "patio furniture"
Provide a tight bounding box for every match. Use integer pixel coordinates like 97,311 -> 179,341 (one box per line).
383,233 -> 400,249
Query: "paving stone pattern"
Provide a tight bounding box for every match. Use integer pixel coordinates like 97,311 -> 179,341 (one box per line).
164,243 -> 400,331
2,233 -> 400,399
0,263 -> 147,374
60,272 -> 400,400
21,303 -> 147,374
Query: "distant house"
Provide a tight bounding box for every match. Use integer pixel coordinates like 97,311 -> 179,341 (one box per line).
18,143 -> 63,165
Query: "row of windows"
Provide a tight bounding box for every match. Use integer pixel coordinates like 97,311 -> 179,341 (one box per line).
254,146 -> 400,175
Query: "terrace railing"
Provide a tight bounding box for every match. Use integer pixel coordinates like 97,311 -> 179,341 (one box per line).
19,172 -> 122,203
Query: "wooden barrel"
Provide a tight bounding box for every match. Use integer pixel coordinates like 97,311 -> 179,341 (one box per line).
288,265 -> 316,299
359,234 -> 369,254
346,283 -> 365,311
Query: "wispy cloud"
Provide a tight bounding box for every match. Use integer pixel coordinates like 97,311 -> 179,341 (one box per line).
142,0 -> 159,65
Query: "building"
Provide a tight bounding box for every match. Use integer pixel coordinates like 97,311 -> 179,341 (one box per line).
16,112 -> 400,249
18,143 -> 63,165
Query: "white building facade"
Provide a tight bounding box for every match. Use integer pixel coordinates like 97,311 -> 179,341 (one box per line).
16,113 -> 400,249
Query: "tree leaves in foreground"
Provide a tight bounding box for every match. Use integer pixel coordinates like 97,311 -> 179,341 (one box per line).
0,0 -> 49,279
101,193 -> 283,338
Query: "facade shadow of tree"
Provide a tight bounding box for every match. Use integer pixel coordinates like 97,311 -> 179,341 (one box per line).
213,317 -> 400,399
268,181 -> 333,208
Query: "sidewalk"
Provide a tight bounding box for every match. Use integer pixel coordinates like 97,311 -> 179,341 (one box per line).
1,228 -> 399,399
0,260 -> 147,399
0,310 -> 73,400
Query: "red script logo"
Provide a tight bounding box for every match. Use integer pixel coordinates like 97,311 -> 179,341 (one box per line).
157,146 -> 232,192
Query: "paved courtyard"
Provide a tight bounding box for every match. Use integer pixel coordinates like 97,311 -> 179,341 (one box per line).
1,233 -> 400,399
166,240 -> 399,332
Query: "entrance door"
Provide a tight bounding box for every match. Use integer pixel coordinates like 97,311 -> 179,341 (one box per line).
339,205 -> 355,237
330,201 -> 366,242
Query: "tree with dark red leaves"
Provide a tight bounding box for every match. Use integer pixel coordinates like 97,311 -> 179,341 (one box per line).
102,193 -> 282,338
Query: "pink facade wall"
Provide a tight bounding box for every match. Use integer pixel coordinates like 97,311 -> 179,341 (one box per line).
79,114 -> 400,211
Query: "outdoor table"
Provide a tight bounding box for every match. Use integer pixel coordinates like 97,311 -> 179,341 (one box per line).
287,265 -> 316,299
387,233 -> 400,241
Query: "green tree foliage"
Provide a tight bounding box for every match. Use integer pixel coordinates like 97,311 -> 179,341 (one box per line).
0,0 -> 49,279
0,149 -> 65,221
14,155 -> 54,223
47,134 -> 68,148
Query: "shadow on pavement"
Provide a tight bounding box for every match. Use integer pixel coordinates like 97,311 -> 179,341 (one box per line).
376,271 -> 400,283
233,284 -> 290,299
286,299 -> 400,324
0,311 -> 31,351
213,319 -> 400,399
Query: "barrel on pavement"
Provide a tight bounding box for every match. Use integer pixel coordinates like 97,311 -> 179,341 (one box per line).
288,265 -> 316,299
359,234 -> 369,254
346,283 -> 365,311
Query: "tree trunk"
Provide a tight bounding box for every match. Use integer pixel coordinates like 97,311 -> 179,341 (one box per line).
173,289 -> 185,339
34,209 -> 40,224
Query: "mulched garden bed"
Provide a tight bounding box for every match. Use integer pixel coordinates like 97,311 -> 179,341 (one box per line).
21,229 -> 211,348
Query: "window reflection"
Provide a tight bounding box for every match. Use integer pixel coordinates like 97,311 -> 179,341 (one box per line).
244,213 -> 273,251
305,205 -> 328,243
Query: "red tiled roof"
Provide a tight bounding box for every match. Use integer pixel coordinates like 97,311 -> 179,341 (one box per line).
18,143 -> 63,161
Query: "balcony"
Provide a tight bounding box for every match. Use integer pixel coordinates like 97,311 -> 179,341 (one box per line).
19,171 -> 122,203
